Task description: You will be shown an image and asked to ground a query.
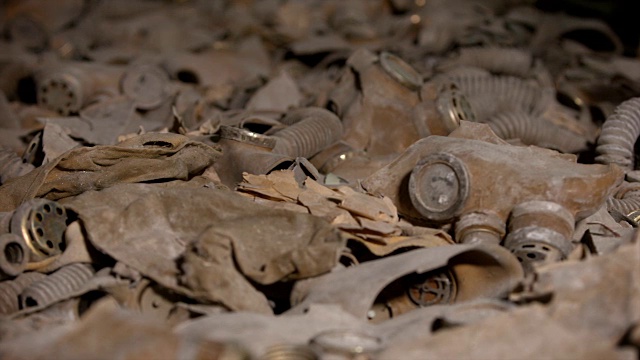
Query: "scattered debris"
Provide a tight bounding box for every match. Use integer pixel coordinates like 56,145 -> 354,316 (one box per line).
0,0 -> 639,358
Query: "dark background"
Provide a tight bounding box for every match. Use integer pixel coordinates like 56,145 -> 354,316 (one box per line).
536,0 -> 640,56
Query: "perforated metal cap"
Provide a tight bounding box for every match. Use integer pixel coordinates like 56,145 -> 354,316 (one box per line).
37,71 -> 84,115
10,199 -> 68,258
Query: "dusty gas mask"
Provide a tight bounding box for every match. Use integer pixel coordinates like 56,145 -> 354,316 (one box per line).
35,61 -> 123,116
317,49 -> 474,181
214,107 -> 343,187
363,122 -> 623,269
330,49 -> 476,155
289,242 -> 522,323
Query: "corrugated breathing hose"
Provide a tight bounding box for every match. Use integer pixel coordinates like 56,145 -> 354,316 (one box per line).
488,111 -> 588,153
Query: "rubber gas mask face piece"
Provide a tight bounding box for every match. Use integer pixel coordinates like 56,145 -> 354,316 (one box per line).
363,122 -> 623,267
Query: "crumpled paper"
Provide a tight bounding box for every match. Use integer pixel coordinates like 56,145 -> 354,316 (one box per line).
236,169 -> 457,261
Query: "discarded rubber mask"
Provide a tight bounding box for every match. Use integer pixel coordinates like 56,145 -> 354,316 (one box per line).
328,49 -> 473,158
316,49 -> 475,182
364,122 -> 621,222
214,125 -> 291,187
288,243 -> 523,322
363,122 -> 622,268
63,183 -> 347,314
0,132 -> 222,211
162,40 -> 270,88
214,107 -> 343,187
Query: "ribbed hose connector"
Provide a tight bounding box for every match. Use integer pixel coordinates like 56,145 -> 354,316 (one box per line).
0,147 -> 35,185
446,73 -> 554,122
20,263 -> 94,309
595,97 -> 640,170
0,271 -> 46,315
606,190 -> 640,216
488,111 -> 588,153
271,108 -> 343,159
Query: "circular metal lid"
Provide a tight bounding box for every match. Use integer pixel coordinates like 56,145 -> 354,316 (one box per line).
409,153 -> 470,222
37,72 -> 83,116
379,51 -> 423,91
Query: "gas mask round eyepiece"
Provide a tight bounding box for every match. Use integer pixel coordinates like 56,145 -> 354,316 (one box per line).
407,269 -> 457,307
379,51 -> 423,91
436,82 -> 476,132
409,153 -> 470,222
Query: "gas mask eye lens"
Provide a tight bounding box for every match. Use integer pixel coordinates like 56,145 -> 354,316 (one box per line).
379,51 -> 423,91
409,153 -> 470,222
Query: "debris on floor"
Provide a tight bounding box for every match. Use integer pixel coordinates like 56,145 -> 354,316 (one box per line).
0,0 -> 639,359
